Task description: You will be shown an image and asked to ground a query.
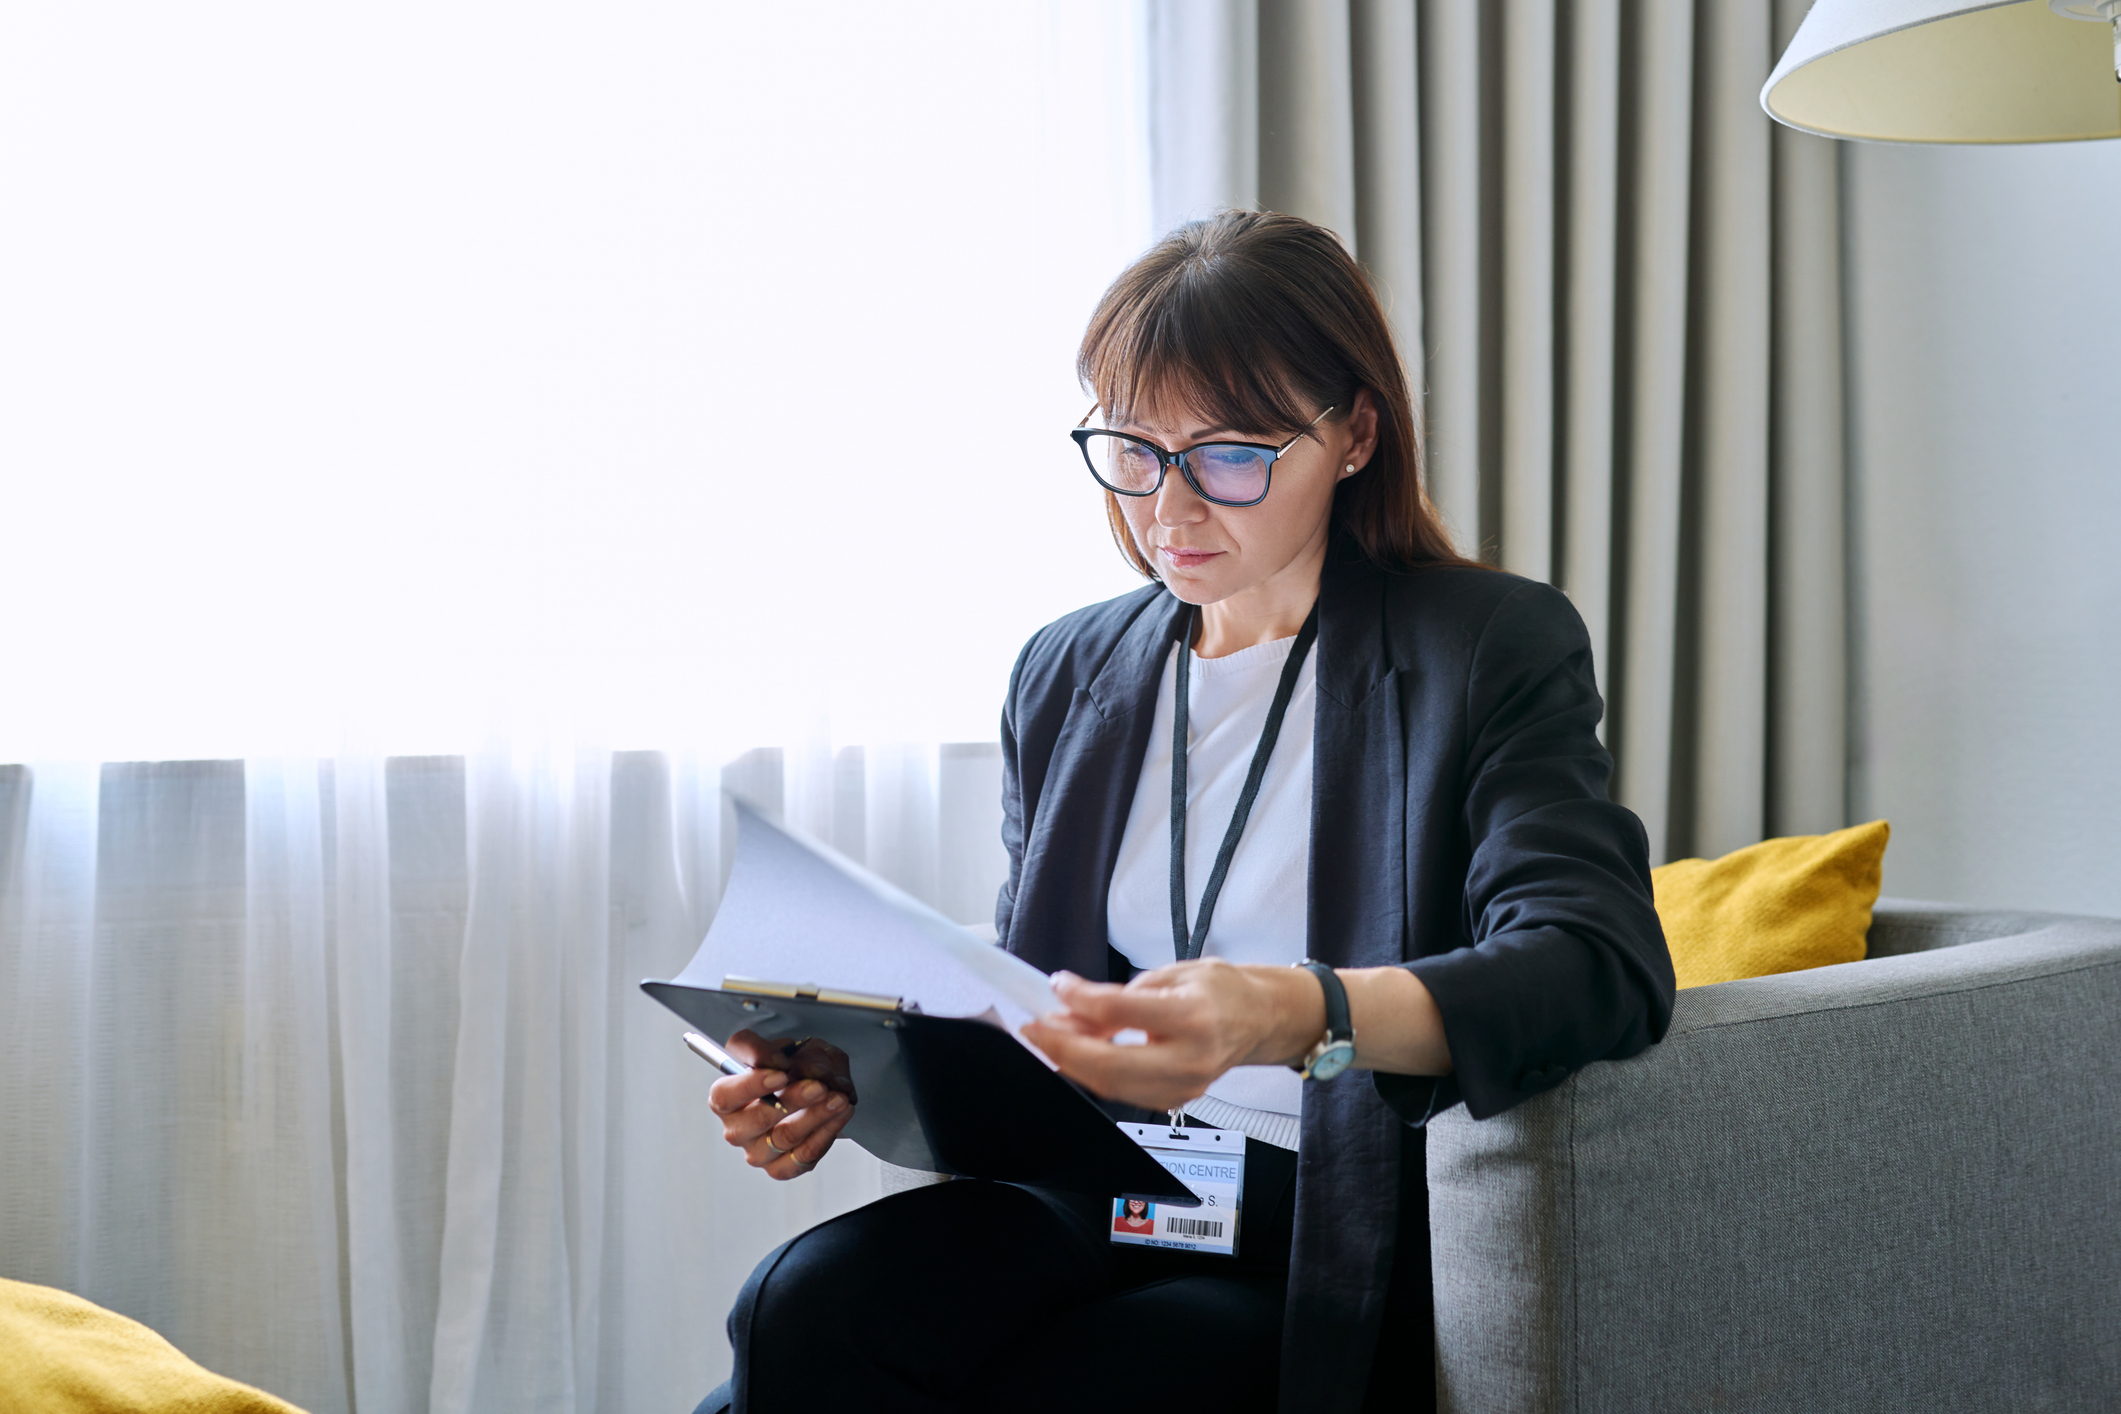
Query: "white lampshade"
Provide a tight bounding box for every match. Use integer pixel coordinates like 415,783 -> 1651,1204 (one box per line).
1762,0 -> 2121,142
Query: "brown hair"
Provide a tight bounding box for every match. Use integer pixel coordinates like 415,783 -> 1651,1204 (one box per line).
1077,209 -> 1471,579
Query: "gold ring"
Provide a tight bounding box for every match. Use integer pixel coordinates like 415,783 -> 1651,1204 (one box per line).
765,1134 -> 791,1156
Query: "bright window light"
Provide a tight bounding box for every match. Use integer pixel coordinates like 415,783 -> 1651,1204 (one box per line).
0,3 -> 1153,762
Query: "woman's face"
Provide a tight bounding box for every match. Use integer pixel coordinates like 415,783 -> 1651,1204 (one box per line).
1126,1199 -> 1148,1218
1110,388 -> 1378,608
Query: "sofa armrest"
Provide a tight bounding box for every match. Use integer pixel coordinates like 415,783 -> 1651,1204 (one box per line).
1425,912 -> 2121,1414
1865,897 -> 2086,958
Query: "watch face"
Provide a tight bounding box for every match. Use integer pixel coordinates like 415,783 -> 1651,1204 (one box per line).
1308,1040 -> 1356,1083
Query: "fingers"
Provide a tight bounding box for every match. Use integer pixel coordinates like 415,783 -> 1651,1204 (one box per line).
747,1088 -> 855,1179
707,1029 -> 860,1181
719,1074 -> 830,1143
1029,1007 -> 1116,1039
708,1067 -> 789,1120
761,1082 -> 850,1151
1050,970 -> 1205,1038
1049,970 -> 1127,1024
1019,1019 -> 1214,1112
1035,964 -> 1235,1109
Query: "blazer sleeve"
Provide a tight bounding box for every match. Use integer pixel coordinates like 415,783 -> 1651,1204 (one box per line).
993,634 -> 1036,949
1377,580 -> 1675,1125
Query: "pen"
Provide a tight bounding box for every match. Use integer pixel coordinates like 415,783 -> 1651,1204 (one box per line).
683,1030 -> 789,1114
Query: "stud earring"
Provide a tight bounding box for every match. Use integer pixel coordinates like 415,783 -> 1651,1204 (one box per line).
1344,463 -> 1356,474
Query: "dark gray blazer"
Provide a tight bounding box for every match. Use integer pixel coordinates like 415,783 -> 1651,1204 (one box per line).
995,550 -> 1674,1412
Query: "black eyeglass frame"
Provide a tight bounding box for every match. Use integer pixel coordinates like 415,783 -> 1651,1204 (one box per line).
1069,404 -> 1336,509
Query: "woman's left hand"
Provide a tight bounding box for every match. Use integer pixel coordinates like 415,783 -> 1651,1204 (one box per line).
1020,959 -> 1323,1112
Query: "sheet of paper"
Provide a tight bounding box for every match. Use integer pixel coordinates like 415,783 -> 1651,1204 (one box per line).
671,799 -> 1060,1032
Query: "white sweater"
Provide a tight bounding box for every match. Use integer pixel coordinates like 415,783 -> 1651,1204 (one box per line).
1105,632 -> 1316,1151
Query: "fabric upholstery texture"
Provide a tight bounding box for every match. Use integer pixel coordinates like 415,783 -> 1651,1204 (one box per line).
0,1277 -> 308,1414
1426,900 -> 2121,1413
1652,819 -> 1888,988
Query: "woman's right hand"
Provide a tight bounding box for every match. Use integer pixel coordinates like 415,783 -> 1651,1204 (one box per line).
707,1034 -> 855,1180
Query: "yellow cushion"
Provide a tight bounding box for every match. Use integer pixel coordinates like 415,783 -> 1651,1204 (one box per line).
1652,820 -> 1890,989
0,1277 -> 308,1414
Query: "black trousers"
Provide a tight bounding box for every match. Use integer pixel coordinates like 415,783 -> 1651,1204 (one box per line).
696,1131 -> 1436,1414
700,1137 -> 1301,1414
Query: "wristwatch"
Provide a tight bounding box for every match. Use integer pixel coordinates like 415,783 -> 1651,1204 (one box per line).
1289,959 -> 1357,1082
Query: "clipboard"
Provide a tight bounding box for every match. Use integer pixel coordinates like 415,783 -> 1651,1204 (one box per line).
641,976 -> 1199,1205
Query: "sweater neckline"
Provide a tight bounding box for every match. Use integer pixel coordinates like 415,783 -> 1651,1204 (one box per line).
1184,633 -> 1305,676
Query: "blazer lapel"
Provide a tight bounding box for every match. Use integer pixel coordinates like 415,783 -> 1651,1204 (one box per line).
1005,591 -> 1187,980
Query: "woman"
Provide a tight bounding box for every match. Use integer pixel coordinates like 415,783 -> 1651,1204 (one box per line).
700,211 -> 1672,1414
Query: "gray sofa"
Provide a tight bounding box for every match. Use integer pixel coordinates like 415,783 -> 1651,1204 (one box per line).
1426,899 -> 2121,1413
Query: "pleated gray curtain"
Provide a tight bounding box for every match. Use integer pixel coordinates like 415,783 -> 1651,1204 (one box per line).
1147,0 -> 1847,864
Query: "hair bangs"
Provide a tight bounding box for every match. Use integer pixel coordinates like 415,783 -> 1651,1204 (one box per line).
1081,262 -> 1322,441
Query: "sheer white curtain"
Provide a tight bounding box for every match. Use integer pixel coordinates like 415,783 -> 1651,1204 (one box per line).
0,744 -> 1014,1412
0,3 -> 1151,1411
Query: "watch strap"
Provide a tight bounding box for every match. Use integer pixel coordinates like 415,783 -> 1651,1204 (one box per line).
1289,949 -> 1357,1072
1298,959 -> 1353,1044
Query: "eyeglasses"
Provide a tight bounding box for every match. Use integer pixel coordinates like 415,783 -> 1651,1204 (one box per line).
1069,404 -> 1335,509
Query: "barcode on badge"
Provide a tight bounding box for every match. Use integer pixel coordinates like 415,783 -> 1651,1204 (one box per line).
1164,1216 -> 1224,1238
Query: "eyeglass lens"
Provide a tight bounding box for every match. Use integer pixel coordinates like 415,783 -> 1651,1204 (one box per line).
1080,433 -> 1271,506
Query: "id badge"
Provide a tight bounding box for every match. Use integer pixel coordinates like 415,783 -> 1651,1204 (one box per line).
1110,1122 -> 1244,1258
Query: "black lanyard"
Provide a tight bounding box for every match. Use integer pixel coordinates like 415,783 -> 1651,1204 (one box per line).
1169,601 -> 1320,963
